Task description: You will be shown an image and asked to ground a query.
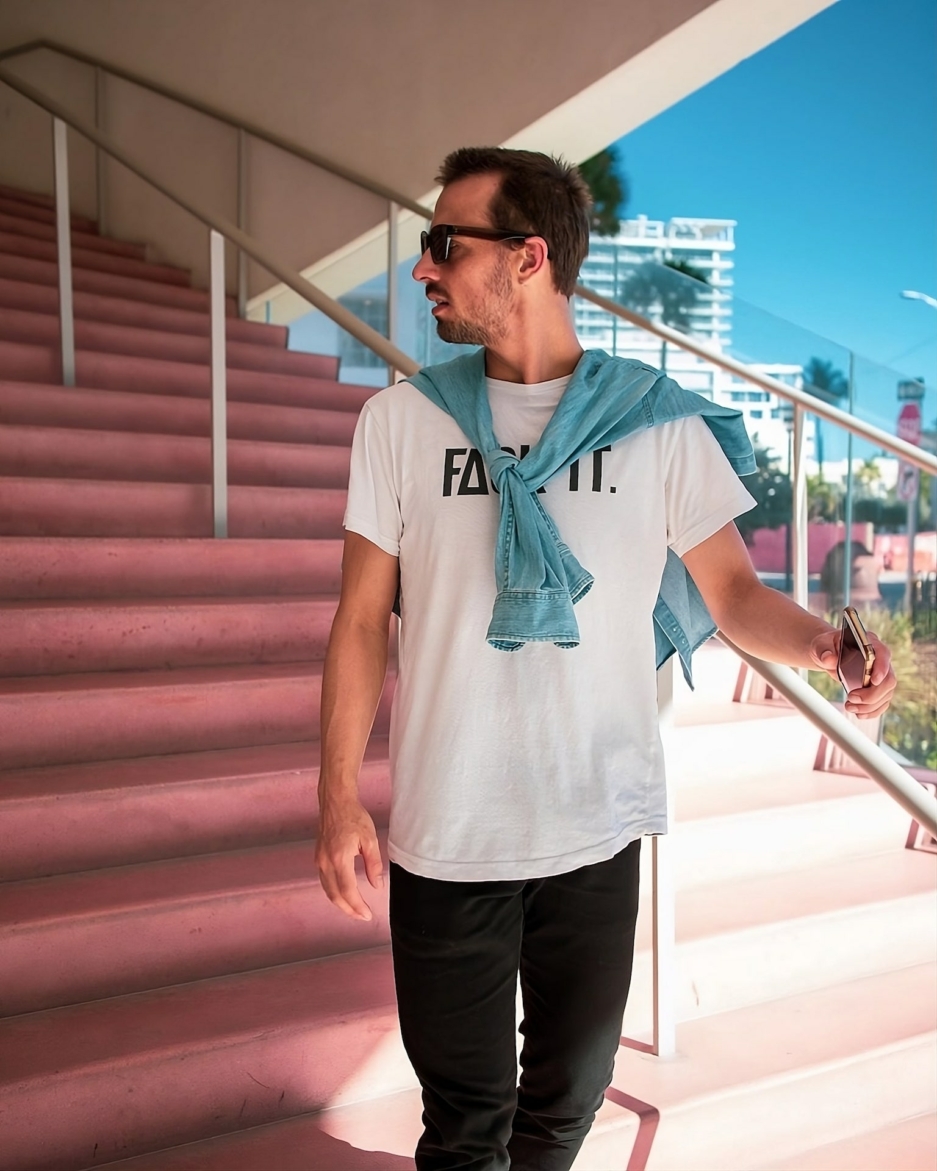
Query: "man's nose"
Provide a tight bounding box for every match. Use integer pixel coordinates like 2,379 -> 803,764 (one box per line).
412,246 -> 438,283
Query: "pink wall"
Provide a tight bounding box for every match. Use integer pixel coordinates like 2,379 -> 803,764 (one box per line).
745,523 -> 875,574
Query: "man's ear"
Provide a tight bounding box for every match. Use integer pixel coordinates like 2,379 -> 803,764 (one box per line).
517,236 -> 549,284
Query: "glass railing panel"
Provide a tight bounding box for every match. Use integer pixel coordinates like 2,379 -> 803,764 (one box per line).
576,258 -> 936,768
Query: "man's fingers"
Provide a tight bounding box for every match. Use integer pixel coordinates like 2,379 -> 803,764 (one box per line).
318,852 -> 373,921
334,853 -> 373,921
361,833 -> 385,890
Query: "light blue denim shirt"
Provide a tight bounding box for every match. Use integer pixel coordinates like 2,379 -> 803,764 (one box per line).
407,347 -> 755,687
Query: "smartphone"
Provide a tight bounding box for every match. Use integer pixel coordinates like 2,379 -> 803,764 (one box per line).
837,607 -> 875,694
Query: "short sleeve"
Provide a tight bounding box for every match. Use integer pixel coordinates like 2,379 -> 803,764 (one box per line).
665,416 -> 756,557
343,401 -> 402,557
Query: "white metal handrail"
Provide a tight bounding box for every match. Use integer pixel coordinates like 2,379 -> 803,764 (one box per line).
574,283 -> 937,475
719,636 -> 937,836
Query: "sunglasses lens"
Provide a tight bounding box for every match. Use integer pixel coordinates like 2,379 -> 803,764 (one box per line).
420,230 -> 430,256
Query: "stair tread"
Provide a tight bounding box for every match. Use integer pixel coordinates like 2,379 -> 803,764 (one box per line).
0,535 -> 344,599
0,210 -> 145,258
662,846 -> 937,946
78,964 -> 937,1171
0,276 -> 283,343
0,305 -> 336,376
0,737 -> 389,800
0,838 -> 328,924
0,230 -> 190,285
0,947 -> 398,1085
0,659 -> 327,695
758,1112 -> 937,1170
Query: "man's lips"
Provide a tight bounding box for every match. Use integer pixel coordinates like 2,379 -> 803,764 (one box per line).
427,290 -> 449,314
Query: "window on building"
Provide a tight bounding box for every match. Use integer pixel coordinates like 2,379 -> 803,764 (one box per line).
337,294 -> 387,367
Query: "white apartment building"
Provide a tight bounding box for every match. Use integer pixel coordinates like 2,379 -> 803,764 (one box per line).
574,216 -> 811,468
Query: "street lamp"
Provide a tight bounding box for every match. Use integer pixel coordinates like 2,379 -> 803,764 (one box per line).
901,290 -> 937,310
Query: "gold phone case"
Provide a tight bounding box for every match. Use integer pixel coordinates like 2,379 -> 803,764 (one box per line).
842,606 -> 875,689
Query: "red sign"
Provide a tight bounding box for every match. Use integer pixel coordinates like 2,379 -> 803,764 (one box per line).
896,402 -> 922,502
897,402 -> 922,444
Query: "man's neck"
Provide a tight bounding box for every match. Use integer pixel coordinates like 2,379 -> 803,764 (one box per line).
483,311 -> 584,385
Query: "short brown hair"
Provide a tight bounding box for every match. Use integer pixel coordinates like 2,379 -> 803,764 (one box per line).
437,147 -> 592,297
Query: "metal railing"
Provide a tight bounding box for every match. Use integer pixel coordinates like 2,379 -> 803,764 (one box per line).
2,49 -> 934,1064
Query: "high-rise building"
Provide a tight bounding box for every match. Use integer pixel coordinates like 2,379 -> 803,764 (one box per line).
574,216 -> 809,468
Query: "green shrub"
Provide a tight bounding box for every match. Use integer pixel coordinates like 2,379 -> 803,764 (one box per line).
808,608 -> 936,769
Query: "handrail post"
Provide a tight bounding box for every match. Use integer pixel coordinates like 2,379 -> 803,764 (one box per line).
652,657 -> 677,1058
237,128 -> 248,319
210,230 -> 228,538
52,117 -> 76,387
792,404 -> 808,613
387,199 -> 399,384
843,351 -> 856,608
94,66 -> 107,236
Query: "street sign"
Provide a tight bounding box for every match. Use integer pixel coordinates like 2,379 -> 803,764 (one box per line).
897,462 -> 920,502
897,378 -> 926,401
896,401 -> 922,503
897,401 -> 922,444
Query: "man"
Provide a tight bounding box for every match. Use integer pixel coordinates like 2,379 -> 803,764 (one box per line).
316,147 -> 896,1171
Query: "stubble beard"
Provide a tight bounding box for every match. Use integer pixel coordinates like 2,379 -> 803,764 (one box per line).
435,254 -> 514,347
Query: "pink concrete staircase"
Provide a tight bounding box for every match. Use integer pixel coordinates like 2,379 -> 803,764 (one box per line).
1,186 -> 934,1171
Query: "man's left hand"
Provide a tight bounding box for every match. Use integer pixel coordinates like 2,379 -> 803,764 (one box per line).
809,627 -> 897,719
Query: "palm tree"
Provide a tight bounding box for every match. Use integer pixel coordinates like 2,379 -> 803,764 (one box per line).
618,257 -> 709,371
578,148 -> 629,236
802,357 -> 849,483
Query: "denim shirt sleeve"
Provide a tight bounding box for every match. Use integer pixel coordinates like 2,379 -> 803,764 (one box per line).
653,547 -> 718,690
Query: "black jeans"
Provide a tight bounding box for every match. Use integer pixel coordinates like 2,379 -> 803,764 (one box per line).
389,839 -> 641,1171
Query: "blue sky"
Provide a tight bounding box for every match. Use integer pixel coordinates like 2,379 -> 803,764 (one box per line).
610,0 -> 936,436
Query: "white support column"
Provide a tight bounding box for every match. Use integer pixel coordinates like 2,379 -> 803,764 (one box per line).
387,199 -> 399,384
792,404 -> 809,613
652,656 -> 677,1058
210,230 -> 228,538
52,117 -> 76,388
237,128 -> 248,320
94,67 -> 107,237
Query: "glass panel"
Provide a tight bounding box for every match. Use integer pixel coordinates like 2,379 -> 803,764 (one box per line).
575,254 -> 935,768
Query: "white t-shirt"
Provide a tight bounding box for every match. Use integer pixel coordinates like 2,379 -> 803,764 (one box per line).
344,372 -> 755,881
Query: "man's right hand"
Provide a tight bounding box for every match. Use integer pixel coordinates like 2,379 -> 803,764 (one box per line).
316,794 -> 384,921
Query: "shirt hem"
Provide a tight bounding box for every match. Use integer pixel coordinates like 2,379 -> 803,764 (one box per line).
343,514 -> 400,557
388,819 -> 669,882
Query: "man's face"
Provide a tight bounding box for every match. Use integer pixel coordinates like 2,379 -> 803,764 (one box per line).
412,173 -> 516,347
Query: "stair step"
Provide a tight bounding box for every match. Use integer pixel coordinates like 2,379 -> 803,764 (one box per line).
0,595 -> 339,675
0,476 -> 347,538
0,306 -> 338,378
0,948 -> 407,1171
0,339 -> 371,412
0,737 -> 390,880
0,423 -> 351,488
0,661 -> 395,769
0,536 -> 343,599
624,845 -> 937,1034
0,381 -> 360,447
757,1112 -> 937,1171
0,228 -> 190,286
0,836 -> 392,1015
0,209 -> 146,259
0,188 -> 97,232
0,276 -> 285,345
17,961 -> 933,1171
0,251 -> 236,314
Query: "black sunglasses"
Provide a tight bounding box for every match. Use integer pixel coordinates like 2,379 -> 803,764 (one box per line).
420,224 -> 533,264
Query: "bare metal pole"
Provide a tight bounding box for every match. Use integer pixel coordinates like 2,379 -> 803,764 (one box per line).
387,199 -> 399,384
94,66 -> 107,236
52,117 -> 76,387
652,657 -> 677,1058
843,351 -> 856,608
792,404 -> 808,613
237,128 -> 248,319
210,230 -> 228,537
